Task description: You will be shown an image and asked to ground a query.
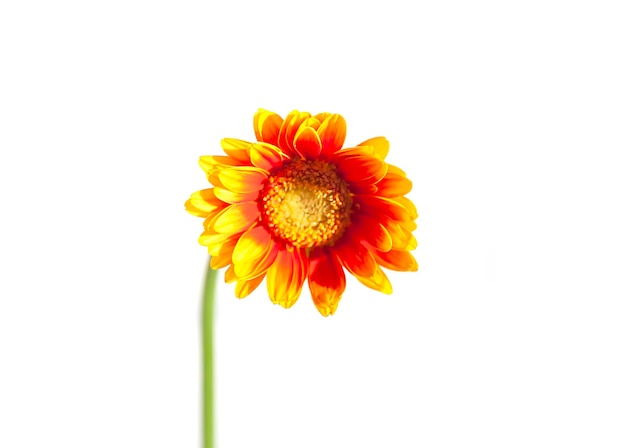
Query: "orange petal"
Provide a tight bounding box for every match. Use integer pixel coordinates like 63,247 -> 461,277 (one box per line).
185,189 -> 225,217
386,222 -> 417,250
249,142 -> 287,171
232,225 -> 279,280
224,265 -> 236,283
199,230 -> 243,255
253,109 -> 283,146
302,117 -> 322,131
213,187 -> 259,204
336,154 -> 387,185
387,163 -> 407,177
355,195 -> 412,223
399,218 -> 417,232
335,238 -> 377,278
211,202 -> 260,234
317,114 -> 346,157
308,249 -> 345,317
376,173 -> 412,197
294,126 -> 322,159
394,196 -> 418,220
220,138 -> 252,164
217,167 -> 268,194
266,245 -> 308,309
336,146 -> 373,157
354,266 -> 393,294
358,137 -> 389,160
199,155 -> 242,173
210,250 -> 233,269
373,250 -> 418,272
235,274 -> 266,298
207,232 -> 240,257
278,110 -> 311,155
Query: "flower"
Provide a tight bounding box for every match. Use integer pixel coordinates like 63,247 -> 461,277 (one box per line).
186,109 -> 418,316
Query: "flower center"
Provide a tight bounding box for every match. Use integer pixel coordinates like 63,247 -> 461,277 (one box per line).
260,159 -> 352,249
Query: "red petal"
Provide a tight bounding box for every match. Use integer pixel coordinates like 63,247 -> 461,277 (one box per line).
294,126 -> 322,159
335,237 -> 377,278
318,114 -> 346,157
355,195 -> 412,222
336,154 -> 387,185
308,249 -> 346,317
351,214 -> 393,252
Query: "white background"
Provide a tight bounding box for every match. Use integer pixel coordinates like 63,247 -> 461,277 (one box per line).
1,1 -> 625,447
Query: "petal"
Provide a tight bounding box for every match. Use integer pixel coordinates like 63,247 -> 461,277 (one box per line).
211,202 -> 260,234
249,142 -> 288,171
387,163 -> 407,177
318,114 -> 347,157
351,214 -> 393,252
302,117 -> 322,131
213,187 -> 259,204
336,154 -> 387,185
394,196 -> 418,220
253,109 -> 283,146
376,173 -> 413,197
199,230 -> 243,254
266,245 -> 308,309
224,265 -> 236,283
217,167 -> 268,194
208,232 -> 240,258
314,112 -> 331,123
210,249 -> 233,269
199,155 -> 242,173
358,137 -> 389,160
355,195 -> 412,222
373,250 -> 418,272
235,274 -> 266,298
335,238 -> 377,278
185,189 -> 225,217
294,126 -> 322,159
308,249 -> 345,317
349,182 -> 379,195
386,222 -> 417,250
354,266 -> 392,294
278,110 -> 311,155
232,225 -> 279,280
220,138 -> 252,164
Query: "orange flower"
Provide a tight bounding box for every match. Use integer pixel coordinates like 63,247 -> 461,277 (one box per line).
186,109 -> 418,316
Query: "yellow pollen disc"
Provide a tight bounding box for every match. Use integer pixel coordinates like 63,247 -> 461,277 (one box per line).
260,159 -> 353,249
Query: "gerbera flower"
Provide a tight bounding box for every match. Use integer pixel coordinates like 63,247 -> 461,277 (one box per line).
186,109 -> 418,316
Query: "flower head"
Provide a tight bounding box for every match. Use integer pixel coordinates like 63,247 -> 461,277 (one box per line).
186,109 -> 418,316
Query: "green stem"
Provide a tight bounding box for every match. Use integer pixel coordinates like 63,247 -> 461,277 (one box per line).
202,260 -> 217,448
